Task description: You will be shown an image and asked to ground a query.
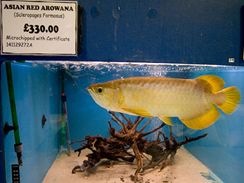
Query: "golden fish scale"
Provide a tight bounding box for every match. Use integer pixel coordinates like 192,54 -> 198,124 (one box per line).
115,77 -> 213,119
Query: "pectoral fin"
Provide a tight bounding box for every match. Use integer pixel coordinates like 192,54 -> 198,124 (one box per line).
158,116 -> 174,126
121,107 -> 152,117
180,105 -> 220,130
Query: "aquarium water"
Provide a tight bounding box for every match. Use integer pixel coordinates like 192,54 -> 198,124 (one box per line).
1,61 -> 244,183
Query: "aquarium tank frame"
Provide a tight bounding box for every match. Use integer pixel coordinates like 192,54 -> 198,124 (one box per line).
0,63 -> 6,183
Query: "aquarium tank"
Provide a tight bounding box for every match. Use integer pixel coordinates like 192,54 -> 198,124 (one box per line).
1,1 -> 244,183
0,61 -> 243,183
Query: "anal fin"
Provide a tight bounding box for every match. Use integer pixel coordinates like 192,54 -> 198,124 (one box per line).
158,116 -> 174,126
180,105 -> 220,130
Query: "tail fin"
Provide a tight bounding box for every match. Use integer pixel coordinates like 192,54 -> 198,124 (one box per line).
216,86 -> 240,114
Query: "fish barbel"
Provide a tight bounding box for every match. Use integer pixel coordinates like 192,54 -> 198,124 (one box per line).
87,75 -> 240,130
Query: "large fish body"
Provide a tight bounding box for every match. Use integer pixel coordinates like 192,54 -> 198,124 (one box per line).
87,75 -> 240,130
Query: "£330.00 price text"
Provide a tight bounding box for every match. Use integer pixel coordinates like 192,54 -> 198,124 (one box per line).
23,24 -> 59,34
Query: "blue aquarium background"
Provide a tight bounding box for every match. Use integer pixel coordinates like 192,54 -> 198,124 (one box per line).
1,62 -> 62,183
1,61 -> 244,183
1,0 -> 243,65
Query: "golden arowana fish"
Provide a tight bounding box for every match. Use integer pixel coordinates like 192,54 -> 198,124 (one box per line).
87,75 -> 240,130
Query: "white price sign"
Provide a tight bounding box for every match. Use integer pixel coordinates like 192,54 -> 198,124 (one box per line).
1,0 -> 78,55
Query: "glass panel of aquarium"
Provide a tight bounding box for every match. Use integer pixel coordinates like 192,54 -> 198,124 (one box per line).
1,61 -> 243,183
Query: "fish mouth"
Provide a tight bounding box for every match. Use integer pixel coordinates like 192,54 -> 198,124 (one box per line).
86,87 -> 91,91
86,87 -> 93,94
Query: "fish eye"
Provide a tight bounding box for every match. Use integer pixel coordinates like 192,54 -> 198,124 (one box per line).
97,87 -> 103,93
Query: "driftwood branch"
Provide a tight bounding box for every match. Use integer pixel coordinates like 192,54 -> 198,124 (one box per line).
72,112 -> 207,180
109,111 -> 128,133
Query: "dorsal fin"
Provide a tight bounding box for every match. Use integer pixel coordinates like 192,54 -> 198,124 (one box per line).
196,75 -> 225,93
